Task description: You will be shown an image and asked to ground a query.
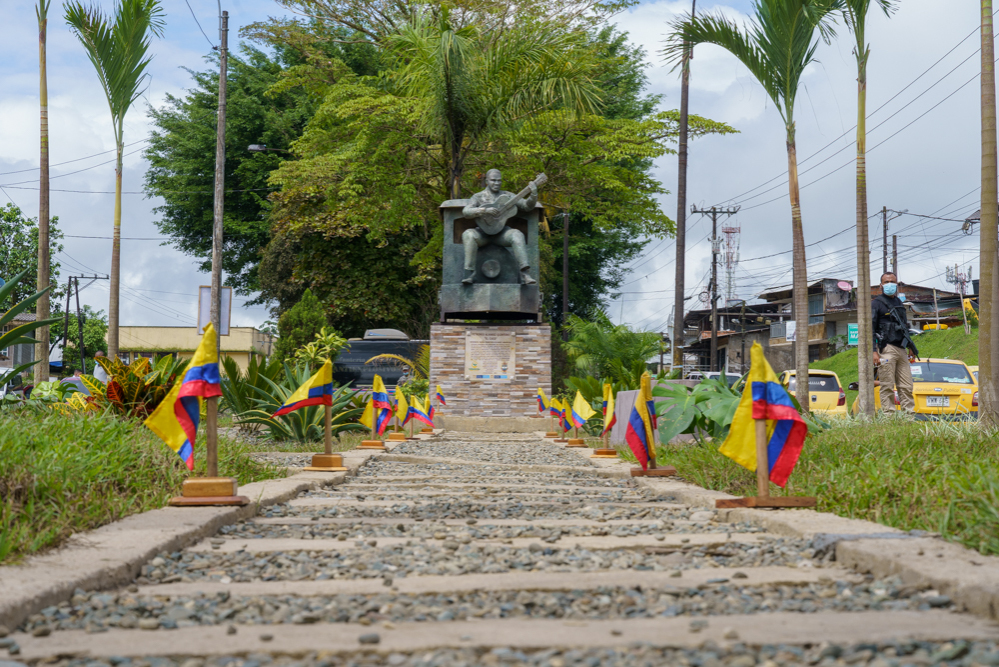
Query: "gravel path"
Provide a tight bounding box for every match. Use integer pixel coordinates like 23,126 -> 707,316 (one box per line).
7,431 -> 990,667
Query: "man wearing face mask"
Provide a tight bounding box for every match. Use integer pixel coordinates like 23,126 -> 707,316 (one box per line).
872,272 -> 918,412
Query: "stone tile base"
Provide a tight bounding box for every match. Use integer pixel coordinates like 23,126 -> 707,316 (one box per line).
430,323 -> 551,418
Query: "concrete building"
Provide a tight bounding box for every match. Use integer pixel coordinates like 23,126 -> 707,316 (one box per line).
117,326 -> 274,371
0,312 -> 35,371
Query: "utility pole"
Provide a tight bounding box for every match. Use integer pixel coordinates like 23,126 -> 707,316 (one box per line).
562,210 -> 569,341
882,205 -> 888,276
74,277 -> 86,374
207,9 -> 228,478
692,206 -> 739,371
672,0 -> 697,373
36,0 -> 51,382
891,234 -> 898,282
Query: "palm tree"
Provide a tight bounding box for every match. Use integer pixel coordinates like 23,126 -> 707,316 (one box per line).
980,0 -> 998,426
35,0 -> 51,382
65,0 -> 164,360
665,0 -> 840,410
387,9 -> 603,199
563,311 -> 661,389
842,0 -> 896,417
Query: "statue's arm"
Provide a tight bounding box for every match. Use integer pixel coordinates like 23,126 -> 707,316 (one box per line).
517,182 -> 539,211
463,194 -> 484,218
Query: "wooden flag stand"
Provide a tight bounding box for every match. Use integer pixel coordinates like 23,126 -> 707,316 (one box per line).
387,413 -> 406,441
545,413 -> 559,438
170,397 -> 250,506
566,425 -> 586,447
715,419 -> 816,508
359,408 -> 386,449
591,431 -> 619,459
304,404 -> 348,472
630,429 -> 676,477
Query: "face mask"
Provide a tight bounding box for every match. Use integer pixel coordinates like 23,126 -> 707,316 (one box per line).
883,282 -> 897,296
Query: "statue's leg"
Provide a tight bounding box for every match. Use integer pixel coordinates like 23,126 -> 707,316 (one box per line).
462,228 -> 486,284
501,228 -> 536,285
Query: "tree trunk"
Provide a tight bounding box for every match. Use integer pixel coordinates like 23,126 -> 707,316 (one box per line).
787,136 -> 810,411
108,142 -> 123,360
981,0 -> 998,426
35,2 -> 50,382
672,0 -> 696,372
855,51 -> 874,417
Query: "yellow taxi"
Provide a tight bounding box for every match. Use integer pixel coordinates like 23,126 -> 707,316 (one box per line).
849,359 -> 978,420
968,365 -> 979,383
778,369 -> 848,416
909,358 -> 978,420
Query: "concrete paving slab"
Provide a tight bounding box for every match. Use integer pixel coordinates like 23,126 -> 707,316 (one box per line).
12,611 -> 996,659
187,532 -> 773,554
286,497 -> 683,509
134,565 -> 859,598
0,469 -> 354,631
250,517 -> 671,527
377,454 -> 629,477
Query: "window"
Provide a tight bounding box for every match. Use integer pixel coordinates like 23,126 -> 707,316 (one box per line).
808,293 -> 823,325
909,362 -> 973,384
787,374 -> 841,392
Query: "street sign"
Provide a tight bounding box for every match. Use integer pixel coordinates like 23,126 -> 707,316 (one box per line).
785,321 -> 796,342
848,323 -> 858,346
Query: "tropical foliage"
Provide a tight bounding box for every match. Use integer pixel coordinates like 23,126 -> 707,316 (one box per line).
219,355 -> 285,428
0,269 -> 61,388
49,305 -> 108,373
274,288 -> 327,361
235,364 -> 366,442
294,326 -> 349,369
654,378 -> 742,445
84,354 -> 189,418
65,0 -> 165,358
0,204 -> 63,304
562,311 -> 661,389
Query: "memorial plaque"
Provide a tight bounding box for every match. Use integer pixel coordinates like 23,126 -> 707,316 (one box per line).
464,331 -> 516,381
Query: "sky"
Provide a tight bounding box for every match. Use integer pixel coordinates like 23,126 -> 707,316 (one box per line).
0,0 -> 986,334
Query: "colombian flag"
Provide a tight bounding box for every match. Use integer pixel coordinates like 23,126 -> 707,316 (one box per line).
144,324 -> 222,470
549,396 -> 562,419
537,387 -> 550,414
625,372 -> 656,470
601,383 -> 617,436
719,342 -> 806,487
395,385 -> 410,426
273,360 -> 333,416
436,385 -> 447,406
371,375 -> 393,435
409,395 -> 434,427
425,393 -> 435,421
569,391 -> 596,429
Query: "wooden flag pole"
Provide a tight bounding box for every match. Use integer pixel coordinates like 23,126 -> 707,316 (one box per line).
591,428 -> 619,459
361,397 -> 387,450
715,418 -> 816,508
304,402 -> 348,471
206,397 -> 218,478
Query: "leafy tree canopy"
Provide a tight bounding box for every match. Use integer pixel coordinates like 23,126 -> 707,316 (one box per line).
0,203 -> 64,304
50,304 -> 108,373
274,287 -> 327,361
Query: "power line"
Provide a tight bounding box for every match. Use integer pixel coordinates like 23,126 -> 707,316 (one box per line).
184,0 -> 217,50
0,138 -> 150,177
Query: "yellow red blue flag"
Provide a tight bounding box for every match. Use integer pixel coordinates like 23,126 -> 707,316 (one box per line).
625,372 -> 656,470
719,342 -> 807,487
537,387 -> 550,414
426,392 -> 435,420
395,385 -> 410,426
371,375 -> 393,435
409,395 -> 434,427
436,385 -> 446,406
273,360 -> 333,416
569,391 -> 596,429
144,324 -> 222,470
601,383 -> 617,436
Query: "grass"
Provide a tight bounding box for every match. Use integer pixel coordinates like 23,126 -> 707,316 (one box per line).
812,325 -> 980,406
618,415 -> 999,556
0,410 -> 286,564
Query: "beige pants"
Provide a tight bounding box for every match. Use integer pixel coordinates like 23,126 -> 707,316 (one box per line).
879,344 -> 914,412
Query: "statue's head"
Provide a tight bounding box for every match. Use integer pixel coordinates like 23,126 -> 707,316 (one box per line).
485,169 -> 502,194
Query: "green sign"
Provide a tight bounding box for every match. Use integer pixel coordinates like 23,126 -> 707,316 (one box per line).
848,323 -> 858,346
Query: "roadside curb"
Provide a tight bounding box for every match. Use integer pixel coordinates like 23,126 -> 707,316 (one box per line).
0,460 -> 365,631
544,432 -> 999,621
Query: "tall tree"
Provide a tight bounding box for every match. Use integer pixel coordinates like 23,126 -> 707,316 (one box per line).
665,0 -> 840,410
386,9 -> 602,199
0,203 -> 63,305
981,0 -> 998,426
36,0 -> 52,381
842,0 -> 896,417
65,0 -> 164,359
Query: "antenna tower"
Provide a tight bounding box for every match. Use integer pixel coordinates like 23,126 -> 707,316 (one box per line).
722,224 -> 740,305
945,264 -> 973,296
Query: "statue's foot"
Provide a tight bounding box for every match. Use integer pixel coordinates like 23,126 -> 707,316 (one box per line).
462,270 -> 476,285
520,270 -> 536,285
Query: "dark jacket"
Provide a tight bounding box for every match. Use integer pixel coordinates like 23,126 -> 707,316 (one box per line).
872,293 -> 911,351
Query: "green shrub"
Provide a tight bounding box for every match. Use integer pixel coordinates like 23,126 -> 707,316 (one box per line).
274,288 -> 327,362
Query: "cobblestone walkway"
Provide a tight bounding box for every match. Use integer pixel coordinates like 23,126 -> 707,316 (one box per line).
9,433 -> 999,667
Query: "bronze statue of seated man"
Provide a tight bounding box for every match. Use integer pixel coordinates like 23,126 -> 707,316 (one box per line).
460,169 -> 537,285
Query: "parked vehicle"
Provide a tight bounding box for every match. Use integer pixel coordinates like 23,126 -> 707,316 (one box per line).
849,358 -> 977,420
968,365 -> 979,383
0,374 -> 26,401
779,369 -> 847,416
702,371 -> 739,387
